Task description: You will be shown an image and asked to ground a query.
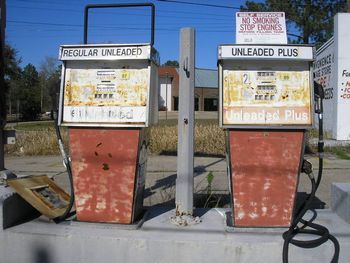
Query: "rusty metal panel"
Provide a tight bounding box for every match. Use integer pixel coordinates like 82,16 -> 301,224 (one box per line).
69,128 -> 140,224
132,129 -> 148,223
229,130 -> 304,227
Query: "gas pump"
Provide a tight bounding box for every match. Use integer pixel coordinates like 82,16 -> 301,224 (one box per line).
218,44 -> 340,261
218,44 -> 314,227
57,3 -> 158,224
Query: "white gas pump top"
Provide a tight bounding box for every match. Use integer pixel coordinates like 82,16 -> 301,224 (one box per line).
59,43 -> 159,64
58,43 -> 159,128
219,44 -> 314,61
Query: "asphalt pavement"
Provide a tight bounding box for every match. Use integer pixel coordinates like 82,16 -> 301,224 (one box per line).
4,153 -> 350,209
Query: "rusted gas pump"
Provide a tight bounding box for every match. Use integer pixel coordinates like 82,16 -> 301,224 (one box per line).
218,44 -> 314,227
58,3 -> 158,224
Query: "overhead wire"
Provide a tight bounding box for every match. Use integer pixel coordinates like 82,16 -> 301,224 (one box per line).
157,0 -> 240,9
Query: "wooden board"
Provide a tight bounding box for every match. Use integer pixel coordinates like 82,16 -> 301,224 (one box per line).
7,175 -> 70,219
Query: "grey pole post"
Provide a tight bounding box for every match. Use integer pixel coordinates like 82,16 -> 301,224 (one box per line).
175,28 -> 195,216
0,0 -> 6,171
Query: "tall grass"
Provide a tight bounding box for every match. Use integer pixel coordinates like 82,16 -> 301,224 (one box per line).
5,120 -> 226,156
5,128 -> 67,156
7,120 -> 347,157
149,120 -> 225,156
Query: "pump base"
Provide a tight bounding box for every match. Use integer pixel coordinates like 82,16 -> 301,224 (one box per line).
228,130 -> 304,227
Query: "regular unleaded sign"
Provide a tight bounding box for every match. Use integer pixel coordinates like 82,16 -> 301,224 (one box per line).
59,44 -> 150,60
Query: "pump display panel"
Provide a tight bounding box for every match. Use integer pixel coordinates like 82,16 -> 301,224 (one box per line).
222,69 -> 311,126
62,61 -> 150,124
218,44 -> 314,128
58,44 -> 158,127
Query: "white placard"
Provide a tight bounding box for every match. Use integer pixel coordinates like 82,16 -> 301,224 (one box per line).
219,45 -> 313,60
236,12 -> 287,44
60,45 -> 151,60
63,106 -> 146,123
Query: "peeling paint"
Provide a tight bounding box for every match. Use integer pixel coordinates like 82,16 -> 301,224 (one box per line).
230,130 -> 303,227
69,128 -> 140,223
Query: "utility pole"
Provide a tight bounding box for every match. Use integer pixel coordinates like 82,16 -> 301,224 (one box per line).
175,28 -> 195,217
0,0 -> 6,171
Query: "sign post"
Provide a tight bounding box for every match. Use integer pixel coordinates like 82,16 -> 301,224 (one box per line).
175,28 -> 195,217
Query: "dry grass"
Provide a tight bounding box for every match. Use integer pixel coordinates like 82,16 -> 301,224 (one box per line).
5,120 -> 349,158
5,120 -> 226,156
149,124 -> 178,154
149,120 -> 225,156
194,123 -> 225,156
5,128 -> 68,156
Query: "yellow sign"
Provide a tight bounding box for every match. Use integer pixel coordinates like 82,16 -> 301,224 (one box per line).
223,70 -> 312,126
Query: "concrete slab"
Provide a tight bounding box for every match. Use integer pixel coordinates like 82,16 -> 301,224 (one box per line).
0,203 -> 349,263
2,155 -> 350,262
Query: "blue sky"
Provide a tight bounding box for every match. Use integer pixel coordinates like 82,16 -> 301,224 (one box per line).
6,0 -> 255,69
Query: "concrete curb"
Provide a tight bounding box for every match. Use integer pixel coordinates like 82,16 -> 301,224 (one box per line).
0,204 -> 349,263
332,183 -> 350,224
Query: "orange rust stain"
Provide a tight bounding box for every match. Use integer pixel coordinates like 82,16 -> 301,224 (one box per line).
69,128 -> 140,224
229,130 -> 303,227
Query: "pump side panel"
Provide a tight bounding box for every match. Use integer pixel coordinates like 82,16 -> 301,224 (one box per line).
229,130 -> 303,227
69,128 -> 139,224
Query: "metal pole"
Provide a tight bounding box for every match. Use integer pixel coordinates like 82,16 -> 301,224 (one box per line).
0,0 -> 7,171
84,3 -> 155,45
175,28 -> 195,216
165,72 -> 168,120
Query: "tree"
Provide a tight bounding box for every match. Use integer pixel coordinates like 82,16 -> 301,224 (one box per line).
240,0 -> 347,46
162,60 -> 179,67
38,56 -> 60,113
3,44 -> 22,116
46,66 -> 61,117
19,64 -> 41,120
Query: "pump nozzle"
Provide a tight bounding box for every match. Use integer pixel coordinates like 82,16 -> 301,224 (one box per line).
314,81 -> 325,100
313,80 -> 324,114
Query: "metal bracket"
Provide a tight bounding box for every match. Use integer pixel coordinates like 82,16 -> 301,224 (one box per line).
183,57 -> 190,78
84,3 -> 155,46
2,130 -> 16,145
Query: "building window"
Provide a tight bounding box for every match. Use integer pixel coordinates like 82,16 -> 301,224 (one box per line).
195,98 -> 199,111
204,98 -> 218,111
173,97 -> 179,111
173,97 -> 199,111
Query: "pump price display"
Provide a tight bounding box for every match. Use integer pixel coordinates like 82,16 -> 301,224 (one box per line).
222,70 -> 312,126
62,67 -> 149,124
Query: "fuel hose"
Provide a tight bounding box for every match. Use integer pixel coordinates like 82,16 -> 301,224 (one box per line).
53,110 -> 76,223
282,81 -> 340,262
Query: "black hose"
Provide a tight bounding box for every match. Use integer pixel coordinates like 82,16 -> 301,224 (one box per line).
53,110 -> 76,223
282,172 -> 339,262
282,83 -> 340,262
